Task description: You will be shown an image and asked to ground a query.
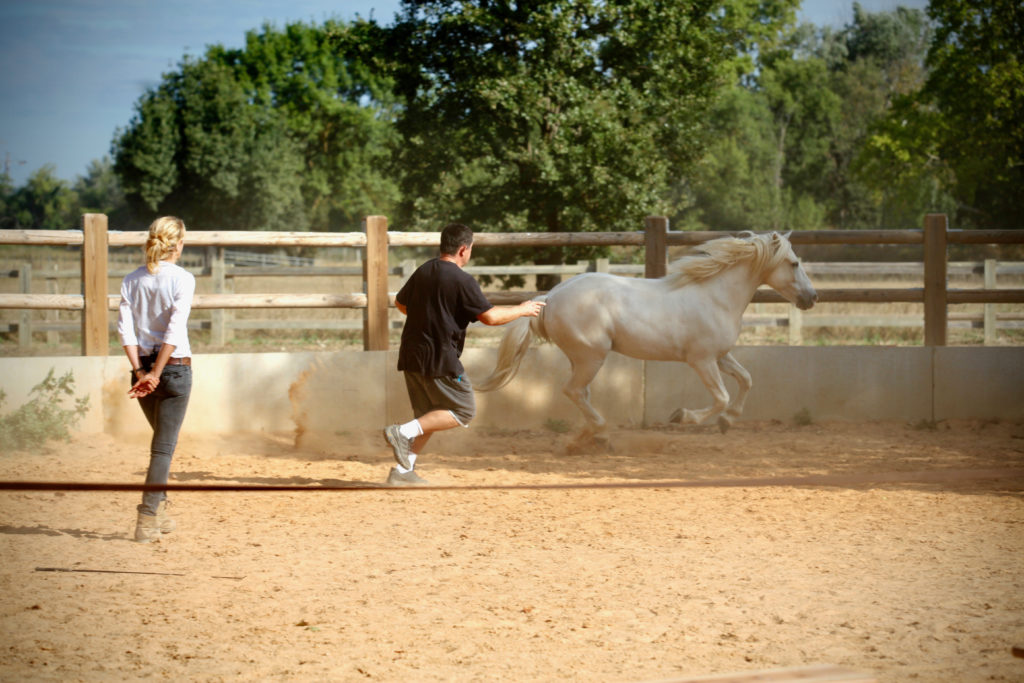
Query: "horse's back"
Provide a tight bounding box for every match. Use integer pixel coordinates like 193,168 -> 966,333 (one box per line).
548,271 -> 654,298
545,272 -> 655,316
542,272 -> 666,354
542,270 -> 740,363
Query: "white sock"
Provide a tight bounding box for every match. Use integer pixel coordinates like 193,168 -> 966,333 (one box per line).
396,453 -> 418,474
399,419 -> 423,440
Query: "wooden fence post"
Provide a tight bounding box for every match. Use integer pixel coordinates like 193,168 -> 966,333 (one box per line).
983,259 -> 997,345
46,271 -> 59,345
644,216 -> 668,279
363,215 -> 389,351
81,213 -> 109,356
18,264 -> 32,349
923,213 -> 948,347
788,306 -> 803,345
209,246 -> 228,346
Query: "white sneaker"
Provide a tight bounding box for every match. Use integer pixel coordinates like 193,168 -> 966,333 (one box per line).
383,425 -> 413,469
386,467 -> 429,487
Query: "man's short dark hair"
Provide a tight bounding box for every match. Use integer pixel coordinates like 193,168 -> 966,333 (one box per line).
440,223 -> 474,255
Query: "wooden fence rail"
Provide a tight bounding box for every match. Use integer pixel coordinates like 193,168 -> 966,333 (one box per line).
5,260 -> 1022,346
1,213 -> 1023,354
9,260 -> 1024,281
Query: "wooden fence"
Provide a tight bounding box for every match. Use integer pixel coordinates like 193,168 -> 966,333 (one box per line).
5,255 -> 1023,347
1,214 -> 1023,355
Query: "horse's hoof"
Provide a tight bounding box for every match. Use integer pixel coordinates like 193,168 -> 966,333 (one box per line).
668,409 -> 683,424
717,416 -> 732,434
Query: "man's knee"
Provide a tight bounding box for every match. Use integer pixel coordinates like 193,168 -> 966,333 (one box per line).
449,406 -> 475,426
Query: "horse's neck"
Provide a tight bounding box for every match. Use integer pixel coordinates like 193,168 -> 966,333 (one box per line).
682,263 -> 763,313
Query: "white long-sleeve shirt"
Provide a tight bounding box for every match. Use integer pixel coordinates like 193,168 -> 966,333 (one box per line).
117,261 -> 195,358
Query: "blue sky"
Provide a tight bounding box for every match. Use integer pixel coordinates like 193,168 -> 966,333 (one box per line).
0,0 -> 927,186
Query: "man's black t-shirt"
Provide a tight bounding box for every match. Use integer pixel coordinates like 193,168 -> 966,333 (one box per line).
396,258 -> 492,377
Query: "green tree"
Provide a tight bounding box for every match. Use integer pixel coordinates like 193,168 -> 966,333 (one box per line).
685,4 -> 935,232
681,25 -> 838,232
831,4 -> 934,228
3,165 -> 78,229
384,0 -> 796,281
760,31 -> 841,228
923,0 -> 1023,227
0,170 -> 12,228
113,20 -> 399,231
858,0 -> 1023,228
677,84 -> 785,232
73,157 -> 125,216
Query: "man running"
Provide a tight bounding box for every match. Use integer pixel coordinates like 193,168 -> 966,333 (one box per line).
382,222 -> 545,485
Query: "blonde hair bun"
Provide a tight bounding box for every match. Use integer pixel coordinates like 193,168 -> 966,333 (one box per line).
144,216 -> 186,274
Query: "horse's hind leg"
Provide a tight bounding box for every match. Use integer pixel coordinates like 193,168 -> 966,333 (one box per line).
562,352 -> 612,451
716,352 -> 752,433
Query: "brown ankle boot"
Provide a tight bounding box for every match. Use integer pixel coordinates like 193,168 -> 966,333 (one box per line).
155,500 -> 176,534
134,512 -> 161,543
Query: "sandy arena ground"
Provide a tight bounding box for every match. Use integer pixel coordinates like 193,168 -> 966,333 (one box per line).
1,420 -> 1023,682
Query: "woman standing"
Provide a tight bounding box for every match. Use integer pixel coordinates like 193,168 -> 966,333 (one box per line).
117,216 -> 195,543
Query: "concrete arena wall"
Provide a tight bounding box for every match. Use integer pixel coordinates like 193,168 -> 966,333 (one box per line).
0,347 -> 1021,440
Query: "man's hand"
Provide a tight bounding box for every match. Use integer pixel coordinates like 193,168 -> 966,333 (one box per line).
518,300 -> 546,317
478,299 -> 546,326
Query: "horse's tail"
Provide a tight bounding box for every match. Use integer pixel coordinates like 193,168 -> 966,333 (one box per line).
475,295 -> 548,392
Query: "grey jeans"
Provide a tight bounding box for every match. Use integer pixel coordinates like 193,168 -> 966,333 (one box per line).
133,364 -> 191,515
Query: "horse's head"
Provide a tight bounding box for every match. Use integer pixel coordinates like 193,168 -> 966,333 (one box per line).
763,232 -> 817,310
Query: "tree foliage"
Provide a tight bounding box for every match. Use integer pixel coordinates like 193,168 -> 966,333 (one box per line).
73,157 -> 126,216
112,20 -> 399,231
925,0 -> 1023,227
0,171 -> 11,227
0,165 -> 79,229
0,158 -> 127,229
858,0 -> 1023,228
683,3 -> 937,232
383,0 -> 796,277
8,1 -> 1020,240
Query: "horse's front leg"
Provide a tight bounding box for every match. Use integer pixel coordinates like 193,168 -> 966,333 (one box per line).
716,352 -> 752,432
674,357 -> 730,431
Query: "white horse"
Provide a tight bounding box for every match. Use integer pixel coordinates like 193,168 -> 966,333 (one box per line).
475,231 -> 817,446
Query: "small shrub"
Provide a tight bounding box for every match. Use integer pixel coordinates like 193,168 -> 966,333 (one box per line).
0,369 -> 90,452
544,418 -> 570,434
793,408 -> 814,426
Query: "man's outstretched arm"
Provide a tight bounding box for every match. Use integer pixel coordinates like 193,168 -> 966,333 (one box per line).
477,300 -> 545,326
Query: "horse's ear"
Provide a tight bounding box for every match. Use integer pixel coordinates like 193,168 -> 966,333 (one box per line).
782,231 -> 793,241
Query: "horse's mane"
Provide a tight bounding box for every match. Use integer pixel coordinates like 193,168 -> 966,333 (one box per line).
663,232 -> 792,288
